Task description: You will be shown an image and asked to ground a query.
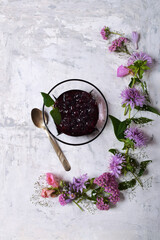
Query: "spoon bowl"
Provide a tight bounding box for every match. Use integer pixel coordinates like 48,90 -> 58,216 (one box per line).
31,108 -> 71,171
31,108 -> 48,129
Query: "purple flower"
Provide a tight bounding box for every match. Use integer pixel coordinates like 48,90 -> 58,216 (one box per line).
69,193 -> 76,200
100,26 -> 108,40
72,174 -> 88,193
124,127 -> 147,148
101,26 -> 120,40
109,37 -> 129,54
94,172 -> 120,205
127,52 -> 152,67
121,87 -> 145,109
132,31 -> 139,49
109,154 -> 126,178
117,65 -> 130,77
96,197 -> 110,210
67,184 -> 76,199
59,194 -> 71,206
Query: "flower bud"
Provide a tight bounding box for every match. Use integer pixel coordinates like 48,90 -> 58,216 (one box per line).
132,31 -> 139,49
117,65 -> 130,77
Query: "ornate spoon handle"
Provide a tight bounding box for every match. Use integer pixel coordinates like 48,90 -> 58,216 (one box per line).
45,129 -> 71,171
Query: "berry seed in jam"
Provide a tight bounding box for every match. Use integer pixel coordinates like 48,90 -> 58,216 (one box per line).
54,90 -> 99,136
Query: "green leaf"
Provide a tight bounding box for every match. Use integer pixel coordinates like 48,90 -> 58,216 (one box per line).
89,178 -> 95,185
108,149 -> 119,155
135,105 -> 160,116
135,60 -> 143,65
143,60 -> 147,65
85,178 -> 95,189
135,78 -> 142,83
118,179 -> 136,190
41,92 -> 55,107
129,78 -> 134,88
117,120 -> 130,138
109,115 -> 131,141
139,69 -> 144,79
50,108 -> 61,125
129,157 -> 139,168
131,117 -> 153,124
137,160 -> 152,177
126,164 -> 135,172
141,81 -> 145,91
124,106 -> 129,116
59,180 -> 64,188
128,60 -> 150,79
125,159 -> 138,173
143,81 -> 151,103
141,65 -> 150,70
109,115 -> 122,140
134,60 -> 146,67
128,65 -> 136,70
96,187 -> 104,194
90,187 -> 104,201
108,148 -> 118,155
91,190 -> 98,201
129,78 -> 142,88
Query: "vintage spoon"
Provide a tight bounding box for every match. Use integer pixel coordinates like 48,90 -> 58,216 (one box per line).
31,108 -> 71,171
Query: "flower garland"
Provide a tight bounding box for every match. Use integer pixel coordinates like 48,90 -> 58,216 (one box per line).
35,27 -> 159,211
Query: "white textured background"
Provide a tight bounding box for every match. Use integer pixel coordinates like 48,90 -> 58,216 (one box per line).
0,0 -> 160,239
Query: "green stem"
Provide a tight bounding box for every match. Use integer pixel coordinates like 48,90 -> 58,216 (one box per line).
123,46 -> 131,55
125,48 -> 131,55
77,198 -> 84,203
125,149 -> 130,168
118,49 -> 131,55
141,82 -> 145,92
124,106 -> 128,116
77,198 -> 83,204
142,81 -> 151,103
110,31 -> 122,36
131,77 -> 136,88
129,107 -> 131,119
125,148 -> 129,156
131,172 -> 143,188
73,200 -> 84,211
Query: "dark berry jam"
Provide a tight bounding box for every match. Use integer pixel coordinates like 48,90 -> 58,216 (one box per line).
54,90 -> 99,136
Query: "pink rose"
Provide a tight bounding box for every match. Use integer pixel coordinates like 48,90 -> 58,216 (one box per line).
46,173 -> 59,188
41,188 -> 56,198
117,65 -> 130,77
